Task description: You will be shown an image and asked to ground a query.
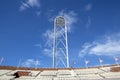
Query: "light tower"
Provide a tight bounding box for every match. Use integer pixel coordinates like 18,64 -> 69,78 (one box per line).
53,16 -> 69,68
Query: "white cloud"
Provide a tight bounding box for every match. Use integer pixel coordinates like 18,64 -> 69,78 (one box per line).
46,9 -> 55,22
79,33 -> 120,57
43,48 -> 53,57
20,2 -> 30,11
21,59 -> 40,67
36,11 -> 41,16
19,0 -> 40,11
85,3 -> 92,11
27,0 -> 40,7
85,16 -> 91,29
34,44 -> 42,48
42,30 -> 53,57
43,30 -> 54,47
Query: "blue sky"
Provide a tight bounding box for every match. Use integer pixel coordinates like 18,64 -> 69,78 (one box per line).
0,0 -> 120,68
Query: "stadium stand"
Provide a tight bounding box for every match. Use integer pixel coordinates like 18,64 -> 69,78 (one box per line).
0,65 -> 120,80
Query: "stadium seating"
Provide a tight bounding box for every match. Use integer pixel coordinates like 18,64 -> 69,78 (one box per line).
0,70 -> 12,76
100,72 -> 120,78
0,65 -> 120,80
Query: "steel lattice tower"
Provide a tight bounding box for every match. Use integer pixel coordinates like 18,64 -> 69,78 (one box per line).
53,16 -> 69,68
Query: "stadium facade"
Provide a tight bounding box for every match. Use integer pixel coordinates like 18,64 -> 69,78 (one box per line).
0,65 -> 120,80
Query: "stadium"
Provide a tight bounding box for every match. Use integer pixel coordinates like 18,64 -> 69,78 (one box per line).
0,16 -> 120,80
1,1 -> 120,79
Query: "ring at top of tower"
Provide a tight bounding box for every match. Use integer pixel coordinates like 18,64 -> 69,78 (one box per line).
55,16 -> 66,27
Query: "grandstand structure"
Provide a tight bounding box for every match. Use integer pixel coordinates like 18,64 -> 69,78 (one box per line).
0,65 -> 120,80
0,16 -> 120,80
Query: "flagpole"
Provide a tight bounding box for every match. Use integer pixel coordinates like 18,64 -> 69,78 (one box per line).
85,59 -> 86,68
35,63 -> 37,69
85,63 -> 88,68
17,58 -> 21,69
99,58 -> 103,67
35,59 -> 39,69
85,59 -> 88,69
100,60 -> 102,67
116,60 -> 118,66
0,57 -> 4,65
114,56 -> 119,66
35,61 -> 37,69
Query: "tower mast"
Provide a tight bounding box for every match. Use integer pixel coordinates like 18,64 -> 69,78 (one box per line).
53,16 -> 69,68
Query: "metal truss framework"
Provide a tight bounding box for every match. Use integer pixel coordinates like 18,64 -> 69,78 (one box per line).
53,16 -> 69,68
